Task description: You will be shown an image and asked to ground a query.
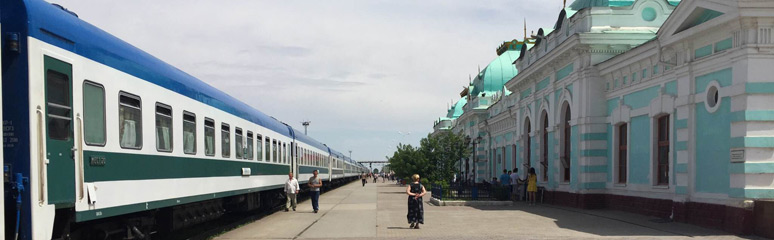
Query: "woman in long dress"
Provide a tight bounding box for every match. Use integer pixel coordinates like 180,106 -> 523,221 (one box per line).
406,174 -> 426,229
527,167 -> 537,205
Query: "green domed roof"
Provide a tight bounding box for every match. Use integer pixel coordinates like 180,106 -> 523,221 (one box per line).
446,97 -> 467,119
470,49 -> 520,97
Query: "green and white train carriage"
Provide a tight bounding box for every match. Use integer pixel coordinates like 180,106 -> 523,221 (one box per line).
292,132 -> 330,185
328,150 -> 346,182
1,0 -> 359,239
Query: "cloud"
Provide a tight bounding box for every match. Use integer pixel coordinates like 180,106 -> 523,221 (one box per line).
54,0 -> 565,163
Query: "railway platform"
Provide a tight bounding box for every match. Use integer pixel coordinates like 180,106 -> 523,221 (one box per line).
214,180 -> 756,240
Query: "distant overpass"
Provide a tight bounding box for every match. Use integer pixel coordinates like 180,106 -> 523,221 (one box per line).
358,161 -> 389,171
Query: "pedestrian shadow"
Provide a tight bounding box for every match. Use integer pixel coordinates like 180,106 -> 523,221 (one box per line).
381,192 -> 409,194
386,227 -> 413,230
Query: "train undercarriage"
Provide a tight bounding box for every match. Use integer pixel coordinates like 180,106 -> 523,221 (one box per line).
49,177 -> 358,240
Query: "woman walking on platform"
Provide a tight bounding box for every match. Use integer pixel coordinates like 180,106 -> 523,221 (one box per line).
406,174 -> 426,229
527,167 -> 537,205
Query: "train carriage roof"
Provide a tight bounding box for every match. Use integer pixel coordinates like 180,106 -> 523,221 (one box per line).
291,128 -> 327,151
13,0 -> 292,137
330,150 -> 344,160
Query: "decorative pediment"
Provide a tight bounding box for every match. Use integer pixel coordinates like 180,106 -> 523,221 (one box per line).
658,0 -> 736,42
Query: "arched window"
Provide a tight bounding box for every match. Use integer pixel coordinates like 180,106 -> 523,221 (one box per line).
524,118 -> 532,170
656,115 -> 670,185
617,123 -> 628,183
541,111 -> 549,182
562,103 -> 572,182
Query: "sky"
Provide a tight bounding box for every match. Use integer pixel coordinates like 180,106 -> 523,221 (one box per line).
54,0 -> 565,169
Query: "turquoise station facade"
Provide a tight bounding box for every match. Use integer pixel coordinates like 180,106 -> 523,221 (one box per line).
432,0 -> 774,236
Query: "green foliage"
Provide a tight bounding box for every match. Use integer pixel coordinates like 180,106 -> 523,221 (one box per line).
372,168 -> 379,174
387,132 -> 471,184
420,178 -> 431,187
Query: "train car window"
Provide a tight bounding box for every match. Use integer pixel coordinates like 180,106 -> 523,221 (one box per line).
222,123 -> 231,158
204,118 -> 215,156
265,137 -> 271,161
155,103 -> 173,152
277,142 -> 282,163
283,143 -> 287,164
119,92 -> 142,149
255,134 -> 263,161
272,139 -> 277,162
47,70 -> 72,140
83,81 -> 106,146
246,131 -> 254,160
183,111 -> 196,154
235,128 -> 244,159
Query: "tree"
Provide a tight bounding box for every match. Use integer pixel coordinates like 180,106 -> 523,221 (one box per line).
387,143 -> 429,180
433,131 -> 470,184
387,132 -> 470,185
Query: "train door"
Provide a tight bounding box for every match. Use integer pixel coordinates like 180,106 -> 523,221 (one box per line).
43,56 -> 75,204
290,142 -> 297,177
0,21 -> 5,240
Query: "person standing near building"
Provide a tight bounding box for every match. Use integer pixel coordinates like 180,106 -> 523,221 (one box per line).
406,174 -> 426,229
527,167 -> 537,205
510,168 -> 520,201
284,172 -> 300,212
499,169 -> 511,198
308,170 -> 323,213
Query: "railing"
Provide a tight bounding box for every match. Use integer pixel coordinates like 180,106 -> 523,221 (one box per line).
431,183 -> 510,201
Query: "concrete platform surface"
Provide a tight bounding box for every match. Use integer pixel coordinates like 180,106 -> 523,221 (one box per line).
214,180 -> 759,240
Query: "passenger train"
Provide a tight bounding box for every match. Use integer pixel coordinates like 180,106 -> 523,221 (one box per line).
0,0 -> 369,239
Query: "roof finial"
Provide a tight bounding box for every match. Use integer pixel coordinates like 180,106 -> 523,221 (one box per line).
524,18 -> 527,40
469,74 -> 472,84
563,0 -> 567,8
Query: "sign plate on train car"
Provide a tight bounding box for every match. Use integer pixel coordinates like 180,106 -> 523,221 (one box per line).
89,156 -> 106,166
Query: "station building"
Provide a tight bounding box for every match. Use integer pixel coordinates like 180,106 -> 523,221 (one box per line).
432,0 -> 774,235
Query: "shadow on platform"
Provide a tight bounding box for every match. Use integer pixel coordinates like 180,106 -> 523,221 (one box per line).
466,203 -> 754,238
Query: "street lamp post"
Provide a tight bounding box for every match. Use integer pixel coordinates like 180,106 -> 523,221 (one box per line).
470,136 -> 482,185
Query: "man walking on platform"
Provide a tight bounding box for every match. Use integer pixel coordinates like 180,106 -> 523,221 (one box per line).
284,172 -> 300,212
308,170 -> 323,213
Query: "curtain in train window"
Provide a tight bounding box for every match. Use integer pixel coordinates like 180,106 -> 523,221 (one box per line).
256,135 -> 263,161
119,93 -> 142,149
265,137 -> 271,161
235,128 -> 244,159
205,119 -> 215,156
222,124 -> 231,158
271,140 -> 279,162
183,112 -> 196,154
283,143 -> 287,163
83,82 -> 105,145
246,132 -> 254,160
155,103 -> 173,152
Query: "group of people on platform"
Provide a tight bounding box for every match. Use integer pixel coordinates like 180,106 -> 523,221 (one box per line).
360,172 -> 393,186
458,167 -> 539,205
283,170 -> 323,213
